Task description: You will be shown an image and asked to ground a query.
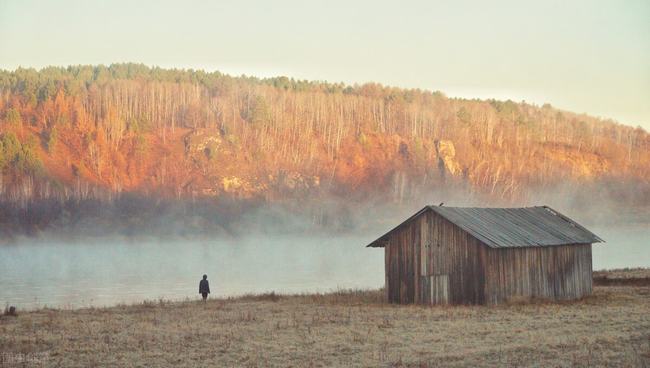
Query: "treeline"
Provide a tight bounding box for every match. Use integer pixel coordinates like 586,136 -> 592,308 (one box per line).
0,63 -> 648,211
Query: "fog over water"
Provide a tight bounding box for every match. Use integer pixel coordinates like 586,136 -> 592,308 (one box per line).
1,225 -> 648,310
0,235 -> 385,310
590,226 -> 650,270
0,216 -> 650,309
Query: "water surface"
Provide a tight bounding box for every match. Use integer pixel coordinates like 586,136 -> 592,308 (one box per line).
0,235 -> 384,309
0,227 -> 647,310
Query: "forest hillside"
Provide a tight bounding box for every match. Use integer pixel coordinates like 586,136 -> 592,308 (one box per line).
1,64 -> 648,236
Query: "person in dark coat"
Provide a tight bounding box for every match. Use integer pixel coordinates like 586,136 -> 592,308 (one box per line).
199,274 -> 210,301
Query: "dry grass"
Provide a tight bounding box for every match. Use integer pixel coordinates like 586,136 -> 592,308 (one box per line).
594,268 -> 650,279
1,282 -> 649,367
593,268 -> 650,287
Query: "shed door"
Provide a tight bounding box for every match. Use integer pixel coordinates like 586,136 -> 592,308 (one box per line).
430,274 -> 449,304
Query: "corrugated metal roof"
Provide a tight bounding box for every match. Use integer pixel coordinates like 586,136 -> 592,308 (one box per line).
366,205 -> 603,248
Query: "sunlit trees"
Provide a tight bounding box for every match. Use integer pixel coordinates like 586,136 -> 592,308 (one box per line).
0,133 -> 42,176
0,63 -> 647,207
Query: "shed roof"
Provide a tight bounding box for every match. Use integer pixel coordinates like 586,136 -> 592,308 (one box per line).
366,205 -> 603,248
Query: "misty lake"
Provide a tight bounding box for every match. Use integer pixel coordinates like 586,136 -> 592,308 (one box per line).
1,227 -> 648,310
0,235 -> 385,310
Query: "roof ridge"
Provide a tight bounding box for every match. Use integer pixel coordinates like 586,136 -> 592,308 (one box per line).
367,205 -> 603,248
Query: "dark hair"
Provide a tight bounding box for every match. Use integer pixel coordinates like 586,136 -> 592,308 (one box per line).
202,274 -> 207,279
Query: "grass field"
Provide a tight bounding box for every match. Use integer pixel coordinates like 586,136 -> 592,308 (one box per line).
1,270 -> 649,367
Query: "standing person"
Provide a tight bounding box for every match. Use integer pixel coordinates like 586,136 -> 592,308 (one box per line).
199,274 -> 210,302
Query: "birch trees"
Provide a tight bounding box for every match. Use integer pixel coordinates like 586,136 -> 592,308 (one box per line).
0,63 -> 647,205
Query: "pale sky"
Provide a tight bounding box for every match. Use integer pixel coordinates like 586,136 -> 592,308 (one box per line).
1,0 -> 648,129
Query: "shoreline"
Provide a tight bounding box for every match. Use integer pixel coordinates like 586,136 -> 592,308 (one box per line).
4,268 -> 649,313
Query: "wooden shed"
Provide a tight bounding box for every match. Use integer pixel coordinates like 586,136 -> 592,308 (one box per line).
367,206 -> 603,305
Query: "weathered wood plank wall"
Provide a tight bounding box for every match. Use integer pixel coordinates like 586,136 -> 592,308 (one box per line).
484,243 -> 592,304
420,211 -> 486,305
385,214 -> 421,303
386,212 -> 486,304
384,210 -> 593,305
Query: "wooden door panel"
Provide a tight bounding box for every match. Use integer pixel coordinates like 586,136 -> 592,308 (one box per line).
430,274 -> 449,304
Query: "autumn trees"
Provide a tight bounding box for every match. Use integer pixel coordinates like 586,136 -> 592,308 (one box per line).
0,63 -> 648,209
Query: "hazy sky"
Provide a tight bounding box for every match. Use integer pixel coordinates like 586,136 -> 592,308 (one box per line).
1,0 -> 648,129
